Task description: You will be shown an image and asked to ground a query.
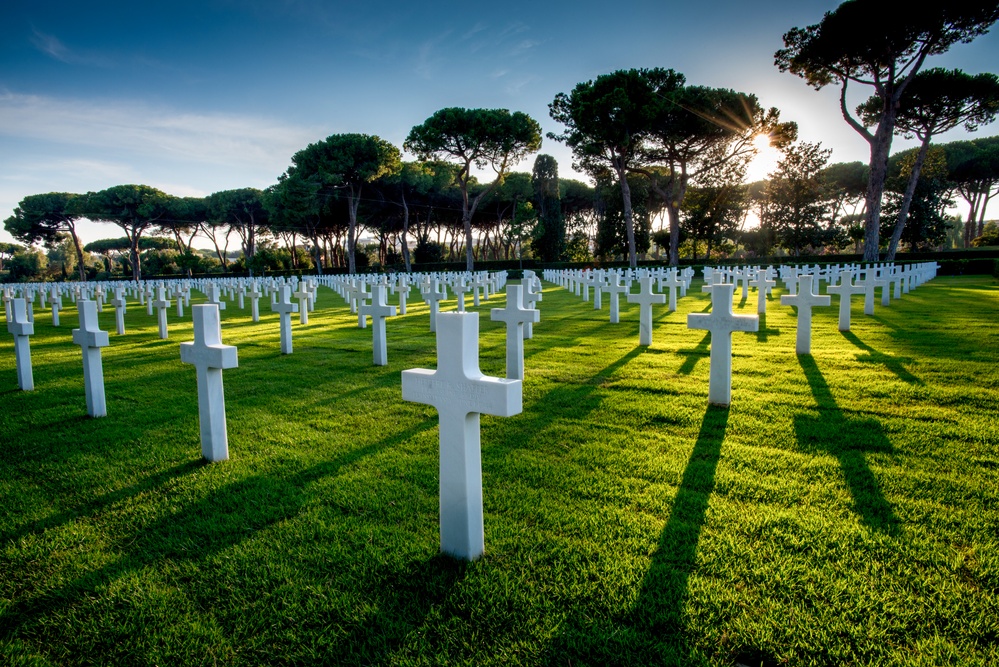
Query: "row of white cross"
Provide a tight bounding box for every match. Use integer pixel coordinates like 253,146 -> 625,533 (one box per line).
544,262 -> 939,405
3,262 -> 938,562
4,269 -> 535,562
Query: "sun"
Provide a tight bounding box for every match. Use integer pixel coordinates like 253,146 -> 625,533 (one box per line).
745,133 -> 782,183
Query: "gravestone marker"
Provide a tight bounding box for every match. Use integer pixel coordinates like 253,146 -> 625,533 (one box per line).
780,274 -> 830,355
72,299 -> 110,417
111,288 -> 127,335
7,298 -> 34,390
180,304 -> 238,462
360,284 -> 396,366
402,312 -> 522,561
294,282 -> 311,325
490,285 -> 540,380
687,284 -> 759,407
271,285 -> 298,354
152,286 -> 171,339
826,270 -> 864,332
626,275 -> 666,346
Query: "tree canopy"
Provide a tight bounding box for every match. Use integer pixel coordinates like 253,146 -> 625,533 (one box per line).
407,107 -> 542,271
4,192 -> 88,281
74,185 -> 175,280
775,0 -> 999,261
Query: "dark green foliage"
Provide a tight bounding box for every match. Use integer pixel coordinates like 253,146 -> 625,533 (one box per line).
775,0 -> 999,261
406,108 -> 543,271
594,174 -> 654,260
414,238 -> 445,263
530,154 -> 566,262
766,142 -> 834,255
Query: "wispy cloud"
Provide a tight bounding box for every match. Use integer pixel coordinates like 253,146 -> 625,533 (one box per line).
0,92 -> 321,171
509,39 -> 540,57
414,31 -> 452,79
462,22 -> 487,40
29,28 -> 114,67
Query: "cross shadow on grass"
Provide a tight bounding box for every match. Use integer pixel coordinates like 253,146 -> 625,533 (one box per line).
675,333 -> 710,376
840,331 -> 922,385
489,346 -> 646,463
0,418 -> 448,664
755,312 -> 781,344
539,405 -> 735,666
794,355 -> 900,536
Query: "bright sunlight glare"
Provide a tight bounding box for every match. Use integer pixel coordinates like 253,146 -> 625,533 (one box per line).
745,133 -> 783,183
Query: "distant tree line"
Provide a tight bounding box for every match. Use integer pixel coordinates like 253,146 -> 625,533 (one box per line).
5,0 -> 999,280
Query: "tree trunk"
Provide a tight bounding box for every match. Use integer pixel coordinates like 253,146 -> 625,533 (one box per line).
401,193 -> 412,273
67,220 -> 87,282
886,136 -> 931,262
616,162 -> 637,269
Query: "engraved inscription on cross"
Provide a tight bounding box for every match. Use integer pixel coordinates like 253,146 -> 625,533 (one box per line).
402,312 -> 522,561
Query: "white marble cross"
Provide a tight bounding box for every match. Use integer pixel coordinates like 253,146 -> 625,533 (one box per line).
360,284 -> 396,365
356,282 -> 371,329
826,270 -> 864,332
180,304 -> 238,462
687,284 -> 759,407
294,282 -> 311,324
490,285 -> 540,380
522,278 -> 542,339
50,286 -> 62,327
205,283 -> 226,311
402,312 -> 522,561
454,277 -> 469,313
749,273 -> 776,315
248,282 -> 262,322
152,286 -> 171,339
780,274 -> 830,355
423,281 -> 445,333
661,270 -> 683,312
7,298 -> 34,390
605,275 -> 629,324
111,288 -> 127,335
626,275 -> 666,346
398,281 -> 410,315
271,285 -> 298,354
72,299 -> 110,417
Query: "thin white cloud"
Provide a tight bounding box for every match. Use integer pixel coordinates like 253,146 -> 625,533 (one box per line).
509,39 -> 540,57
414,31 -> 452,79
462,22 -> 487,40
0,92 -> 321,170
29,28 -> 114,67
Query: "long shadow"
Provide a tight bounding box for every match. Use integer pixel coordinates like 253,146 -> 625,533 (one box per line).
675,333 -> 710,375
0,459 -> 207,545
755,312 -> 780,344
632,404 -> 729,629
794,355 -> 900,535
487,346 -> 645,462
540,405 -> 732,665
840,331 -> 922,385
1,418 -> 444,660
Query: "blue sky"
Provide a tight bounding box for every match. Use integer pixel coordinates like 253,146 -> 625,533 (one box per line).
2,0 -> 998,246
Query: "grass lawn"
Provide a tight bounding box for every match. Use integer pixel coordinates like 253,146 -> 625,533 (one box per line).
1,273 -> 997,666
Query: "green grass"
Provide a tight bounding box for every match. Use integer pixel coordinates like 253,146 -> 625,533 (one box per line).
1,274 -> 997,667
